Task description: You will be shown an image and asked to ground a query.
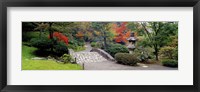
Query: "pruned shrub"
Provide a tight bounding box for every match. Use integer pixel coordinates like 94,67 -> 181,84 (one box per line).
105,44 -> 129,57
161,59 -> 178,67
67,44 -> 77,50
30,36 -> 69,57
159,46 -> 177,59
134,46 -> 153,62
54,41 -> 69,56
67,43 -> 85,52
30,37 -> 53,50
78,42 -> 84,47
91,42 -> 96,47
69,39 -> 84,46
115,53 -> 139,65
60,54 -> 74,64
173,47 -> 178,60
91,42 -> 102,48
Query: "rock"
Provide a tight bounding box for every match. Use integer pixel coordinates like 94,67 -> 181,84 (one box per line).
69,49 -> 75,55
31,57 -> 47,60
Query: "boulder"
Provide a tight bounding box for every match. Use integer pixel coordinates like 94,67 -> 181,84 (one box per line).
31,57 -> 46,60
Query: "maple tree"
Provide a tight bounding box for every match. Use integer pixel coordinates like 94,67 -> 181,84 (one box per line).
49,32 -> 69,45
112,22 -> 132,44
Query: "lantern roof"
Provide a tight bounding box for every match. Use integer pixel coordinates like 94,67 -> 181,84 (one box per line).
127,37 -> 136,41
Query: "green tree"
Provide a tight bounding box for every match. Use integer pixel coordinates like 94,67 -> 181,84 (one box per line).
140,22 -> 178,61
91,22 -> 111,49
34,22 -> 49,38
22,22 -> 37,32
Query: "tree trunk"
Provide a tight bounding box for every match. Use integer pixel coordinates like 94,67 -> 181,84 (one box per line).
103,37 -> 107,49
49,23 -> 53,39
155,47 -> 159,61
49,31 -> 53,39
48,22 -> 54,52
39,29 -> 42,39
103,31 -> 107,49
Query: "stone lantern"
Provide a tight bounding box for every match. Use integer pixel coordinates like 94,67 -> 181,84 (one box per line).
127,32 -> 137,54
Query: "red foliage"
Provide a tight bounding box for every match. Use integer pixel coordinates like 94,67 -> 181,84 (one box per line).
115,34 -> 124,43
114,22 -> 127,34
48,32 -> 69,45
113,22 -> 130,43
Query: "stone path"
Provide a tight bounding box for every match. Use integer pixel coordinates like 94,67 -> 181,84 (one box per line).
84,61 -> 178,70
71,52 -> 107,63
79,43 -> 92,52
71,43 -> 178,70
70,43 -> 107,63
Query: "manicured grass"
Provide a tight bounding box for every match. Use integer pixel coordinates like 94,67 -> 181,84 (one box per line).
22,45 -> 82,70
23,59 -> 82,70
22,45 -> 37,60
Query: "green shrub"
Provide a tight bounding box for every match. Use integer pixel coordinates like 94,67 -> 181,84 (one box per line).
91,42 -> 102,48
74,46 -> 85,52
54,41 -> 69,56
115,53 -> 139,65
67,44 -> 85,52
134,46 -> 153,62
159,46 -> 177,59
91,42 -> 96,47
22,32 -> 39,42
173,47 -> 178,60
67,44 -> 77,50
30,37 -> 69,56
60,54 -> 74,64
76,39 -> 85,46
30,37 -> 53,50
162,59 -> 178,67
78,42 -> 84,47
22,42 -> 32,47
68,40 -> 78,47
69,39 -> 85,47
105,44 -> 129,57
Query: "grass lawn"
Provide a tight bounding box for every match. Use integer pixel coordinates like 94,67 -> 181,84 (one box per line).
22,45 -> 82,70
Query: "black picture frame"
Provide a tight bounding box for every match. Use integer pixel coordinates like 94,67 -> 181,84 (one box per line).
0,0 -> 199,92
